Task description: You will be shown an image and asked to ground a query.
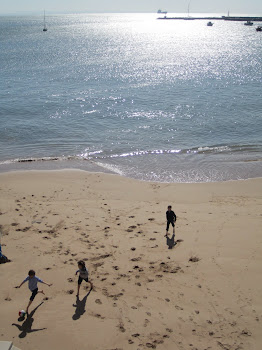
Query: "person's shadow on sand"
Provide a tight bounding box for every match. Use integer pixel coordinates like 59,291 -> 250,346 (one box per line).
166,233 -> 176,249
72,289 -> 92,320
12,302 -> 46,338
166,236 -> 184,249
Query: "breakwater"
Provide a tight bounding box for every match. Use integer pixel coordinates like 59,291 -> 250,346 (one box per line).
157,16 -> 262,21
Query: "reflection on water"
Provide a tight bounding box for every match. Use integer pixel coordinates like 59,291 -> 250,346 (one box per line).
0,14 -> 261,182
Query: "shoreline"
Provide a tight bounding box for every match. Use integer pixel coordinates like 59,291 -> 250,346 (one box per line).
1,166 -> 262,184
0,158 -> 262,184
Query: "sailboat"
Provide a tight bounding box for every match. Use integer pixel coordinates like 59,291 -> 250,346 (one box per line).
43,10 -> 47,31
185,1 -> 194,20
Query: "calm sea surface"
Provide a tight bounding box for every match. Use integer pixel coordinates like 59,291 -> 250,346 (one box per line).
0,13 -> 262,182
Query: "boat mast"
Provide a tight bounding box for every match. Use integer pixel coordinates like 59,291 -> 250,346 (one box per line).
43,10 -> 47,31
187,1 -> 191,17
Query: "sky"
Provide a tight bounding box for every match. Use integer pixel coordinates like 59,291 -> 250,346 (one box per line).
0,0 -> 262,15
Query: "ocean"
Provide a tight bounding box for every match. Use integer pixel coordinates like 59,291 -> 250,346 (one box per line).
0,13 -> 262,182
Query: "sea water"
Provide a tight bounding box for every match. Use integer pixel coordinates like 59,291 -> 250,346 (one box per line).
0,13 -> 262,182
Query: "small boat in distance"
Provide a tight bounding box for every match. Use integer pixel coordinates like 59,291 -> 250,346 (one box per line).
43,10 -> 47,31
256,26 -> 262,32
157,9 -> 167,14
244,21 -> 253,26
207,21 -> 213,26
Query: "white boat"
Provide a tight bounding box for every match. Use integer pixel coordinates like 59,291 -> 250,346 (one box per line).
43,10 -> 47,31
207,21 -> 213,26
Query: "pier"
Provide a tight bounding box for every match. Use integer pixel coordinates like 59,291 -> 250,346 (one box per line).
157,16 -> 262,22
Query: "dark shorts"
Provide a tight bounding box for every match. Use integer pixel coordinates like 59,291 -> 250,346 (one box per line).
166,221 -> 175,231
78,276 -> 89,285
30,288 -> 38,301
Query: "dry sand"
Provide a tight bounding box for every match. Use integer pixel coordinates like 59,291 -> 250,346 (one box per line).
0,170 -> 261,350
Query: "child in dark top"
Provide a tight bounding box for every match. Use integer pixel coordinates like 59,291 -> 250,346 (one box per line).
15,269 -> 52,314
75,260 -> 93,296
165,205 -> 176,236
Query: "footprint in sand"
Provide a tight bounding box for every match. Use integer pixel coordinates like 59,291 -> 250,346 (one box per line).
175,305 -> 183,310
166,328 -> 173,333
144,319 -> 150,327
94,313 -> 105,319
189,256 -> 200,263
131,257 -> 141,262
241,329 -> 252,336
119,322 -> 126,333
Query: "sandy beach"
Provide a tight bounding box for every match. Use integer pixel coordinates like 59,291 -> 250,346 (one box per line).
0,170 -> 261,350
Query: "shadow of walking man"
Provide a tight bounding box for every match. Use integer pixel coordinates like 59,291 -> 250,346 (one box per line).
72,289 -> 92,320
12,302 -> 46,338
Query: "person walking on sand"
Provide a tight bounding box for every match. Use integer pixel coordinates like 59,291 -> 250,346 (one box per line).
15,269 -> 52,314
75,260 -> 93,296
165,205 -> 176,236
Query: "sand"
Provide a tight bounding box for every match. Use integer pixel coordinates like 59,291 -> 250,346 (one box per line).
0,170 -> 261,350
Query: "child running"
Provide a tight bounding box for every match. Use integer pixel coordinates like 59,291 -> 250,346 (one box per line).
165,205 -> 177,236
75,260 -> 93,296
15,269 -> 52,314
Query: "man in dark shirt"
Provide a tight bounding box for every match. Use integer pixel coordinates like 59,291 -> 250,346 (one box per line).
165,205 -> 176,236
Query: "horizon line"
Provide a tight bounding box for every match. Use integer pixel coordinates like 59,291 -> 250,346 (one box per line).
1,10 -> 262,17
